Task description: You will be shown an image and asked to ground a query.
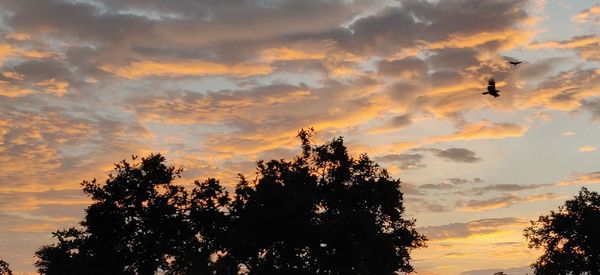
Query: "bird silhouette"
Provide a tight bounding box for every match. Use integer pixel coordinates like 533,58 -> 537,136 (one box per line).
483,78 -> 500,97
508,61 -> 523,66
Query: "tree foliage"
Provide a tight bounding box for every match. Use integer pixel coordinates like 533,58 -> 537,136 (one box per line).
35,130 -> 425,274
0,260 -> 12,275
35,154 -> 194,275
524,187 -> 600,275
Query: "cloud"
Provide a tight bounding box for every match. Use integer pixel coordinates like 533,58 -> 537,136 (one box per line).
405,197 -> 450,213
374,153 -> 424,170
102,60 -> 273,79
578,146 -> 598,152
582,98 -> 600,121
367,114 -> 413,134
418,217 -> 526,241
0,189 -> 88,214
343,0 -> 529,54
377,57 -> 427,79
559,171 -> 600,186
426,48 -> 479,71
573,4 -> 600,24
431,148 -> 482,163
0,106 -> 150,191
419,178 -> 482,191
531,35 -> 600,61
430,121 -> 528,143
459,193 -> 559,211
469,183 -> 553,195
518,68 -> 600,112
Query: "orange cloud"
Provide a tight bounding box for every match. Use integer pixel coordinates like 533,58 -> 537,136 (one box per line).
261,47 -> 327,61
103,60 -> 273,79
430,121 -> 528,143
413,217 -> 535,274
36,79 -> 69,96
460,193 -> 561,212
418,217 -> 528,242
0,44 -> 12,65
559,171 -> 600,186
529,35 -> 600,61
531,35 -> 600,49
0,81 -> 35,97
5,32 -> 31,41
573,4 -> 600,23
578,146 -> 597,152
427,29 -> 535,51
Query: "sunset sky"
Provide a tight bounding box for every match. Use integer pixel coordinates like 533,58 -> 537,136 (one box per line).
1,0 -> 600,274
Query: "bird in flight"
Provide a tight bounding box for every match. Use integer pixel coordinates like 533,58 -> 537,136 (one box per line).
508,61 -> 523,66
483,78 -> 500,97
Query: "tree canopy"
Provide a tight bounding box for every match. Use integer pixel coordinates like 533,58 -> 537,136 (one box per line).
0,260 -> 12,275
524,187 -> 600,275
35,129 -> 426,275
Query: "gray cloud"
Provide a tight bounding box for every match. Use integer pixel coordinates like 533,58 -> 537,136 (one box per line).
377,57 -> 427,79
335,0 -> 528,55
582,98 -> 600,121
374,153 -> 424,170
419,148 -> 482,163
469,183 -> 553,195
418,177 -> 482,191
388,114 -> 412,128
435,148 -> 481,163
405,197 -> 449,212
459,192 -> 558,211
426,48 -> 479,71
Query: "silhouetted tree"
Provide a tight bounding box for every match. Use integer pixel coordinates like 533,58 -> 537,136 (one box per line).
169,178 -> 232,274
36,130 -> 425,275
36,154 -> 194,275
0,260 -> 12,275
494,272 -> 507,275
223,129 -> 426,274
524,187 -> 600,275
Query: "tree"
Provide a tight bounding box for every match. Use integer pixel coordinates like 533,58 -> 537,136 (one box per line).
36,130 -> 426,275
494,272 -> 507,275
0,260 -> 12,275
224,129 -> 426,274
524,187 -> 600,275
169,178 -> 231,274
35,154 -> 201,275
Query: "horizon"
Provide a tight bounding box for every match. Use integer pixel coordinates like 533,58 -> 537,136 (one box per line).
1,0 -> 600,274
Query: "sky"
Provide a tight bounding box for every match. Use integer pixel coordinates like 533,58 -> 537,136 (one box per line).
0,0 -> 599,274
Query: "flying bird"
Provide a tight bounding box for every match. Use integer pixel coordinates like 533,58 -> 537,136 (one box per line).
508,61 -> 523,66
483,78 -> 500,97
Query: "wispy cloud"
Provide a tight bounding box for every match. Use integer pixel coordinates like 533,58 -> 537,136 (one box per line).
573,4 -> 600,24
559,171 -> 600,185
578,146 -> 598,152
459,193 -> 560,212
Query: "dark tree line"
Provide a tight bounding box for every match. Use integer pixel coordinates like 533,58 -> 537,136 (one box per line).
35,130 -> 426,275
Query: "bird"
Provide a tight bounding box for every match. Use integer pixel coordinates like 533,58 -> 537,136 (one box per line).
508,61 -> 523,66
483,78 -> 500,97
